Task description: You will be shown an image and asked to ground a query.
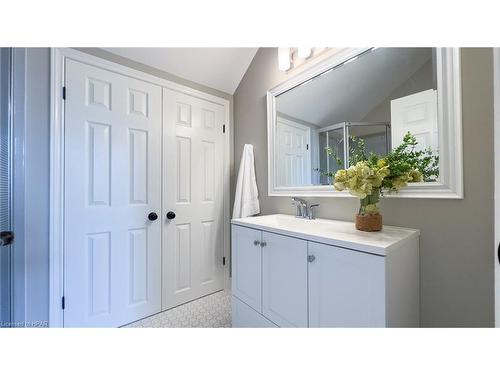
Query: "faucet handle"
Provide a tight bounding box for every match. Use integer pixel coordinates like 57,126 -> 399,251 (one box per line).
292,197 -> 307,218
307,204 -> 320,220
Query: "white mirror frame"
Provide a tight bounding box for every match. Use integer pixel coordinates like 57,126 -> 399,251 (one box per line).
267,47 -> 463,199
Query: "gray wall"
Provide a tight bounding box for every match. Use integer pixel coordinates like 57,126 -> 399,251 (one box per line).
233,48 -> 494,327
17,48 -> 234,325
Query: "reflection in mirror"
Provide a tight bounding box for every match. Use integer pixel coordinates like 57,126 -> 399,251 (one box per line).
274,47 -> 439,188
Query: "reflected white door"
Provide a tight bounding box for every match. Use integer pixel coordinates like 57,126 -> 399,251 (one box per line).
64,60 -> 162,327
390,89 -> 438,151
276,117 -> 311,186
162,88 -> 225,310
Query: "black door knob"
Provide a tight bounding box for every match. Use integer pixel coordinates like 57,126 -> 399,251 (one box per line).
166,211 -> 176,220
0,231 -> 14,246
148,212 -> 158,221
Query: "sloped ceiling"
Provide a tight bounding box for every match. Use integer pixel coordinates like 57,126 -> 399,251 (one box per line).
103,47 -> 258,94
276,48 -> 434,127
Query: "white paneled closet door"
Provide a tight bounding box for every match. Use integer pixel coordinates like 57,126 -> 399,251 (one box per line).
162,88 -> 225,310
64,60 -> 162,327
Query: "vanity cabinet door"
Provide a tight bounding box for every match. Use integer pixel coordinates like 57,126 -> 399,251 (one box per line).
262,232 -> 308,327
308,242 -> 386,327
231,225 -> 262,312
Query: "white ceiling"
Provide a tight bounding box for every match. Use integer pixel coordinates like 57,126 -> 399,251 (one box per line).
277,48 -> 434,127
103,48 -> 258,94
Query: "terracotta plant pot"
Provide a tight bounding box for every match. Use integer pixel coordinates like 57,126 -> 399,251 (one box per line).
355,213 -> 382,232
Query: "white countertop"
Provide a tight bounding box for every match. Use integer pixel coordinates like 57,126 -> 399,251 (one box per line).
231,214 -> 419,256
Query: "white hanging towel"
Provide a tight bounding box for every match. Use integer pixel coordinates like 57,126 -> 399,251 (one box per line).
232,144 -> 260,219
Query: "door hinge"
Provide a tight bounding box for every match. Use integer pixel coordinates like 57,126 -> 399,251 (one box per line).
306,144 -> 309,150
62,86 -> 66,100
222,256 -> 226,266
223,124 -> 226,133
61,296 -> 65,310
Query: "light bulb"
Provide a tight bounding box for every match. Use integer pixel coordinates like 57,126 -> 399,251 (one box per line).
278,48 -> 291,71
298,47 -> 312,59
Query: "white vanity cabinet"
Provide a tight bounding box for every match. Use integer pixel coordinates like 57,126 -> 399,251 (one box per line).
231,214 -> 420,328
232,225 -> 308,327
232,224 -> 262,312
308,242 -> 385,327
262,231 -> 308,327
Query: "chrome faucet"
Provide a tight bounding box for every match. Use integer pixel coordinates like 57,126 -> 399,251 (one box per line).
292,198 -> 320,220
307,204 -> 320,220
292,197 -> 308,218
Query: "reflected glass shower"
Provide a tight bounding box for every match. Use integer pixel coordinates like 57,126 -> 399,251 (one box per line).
317,122 -> 391,185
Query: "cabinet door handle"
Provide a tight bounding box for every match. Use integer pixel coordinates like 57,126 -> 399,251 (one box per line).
253,240 -> 261,246
260,241 -> 267,247
308,254 -> 316,263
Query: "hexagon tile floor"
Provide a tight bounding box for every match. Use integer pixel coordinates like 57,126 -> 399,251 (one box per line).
123,290 -> 231,328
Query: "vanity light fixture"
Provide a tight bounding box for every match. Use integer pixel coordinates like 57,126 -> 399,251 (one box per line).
279,47 -> 330,72
298,47 -> 312,59
278,47 -> 291,71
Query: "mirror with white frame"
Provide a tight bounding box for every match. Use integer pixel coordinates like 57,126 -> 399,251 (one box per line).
267,47 -> 463,198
